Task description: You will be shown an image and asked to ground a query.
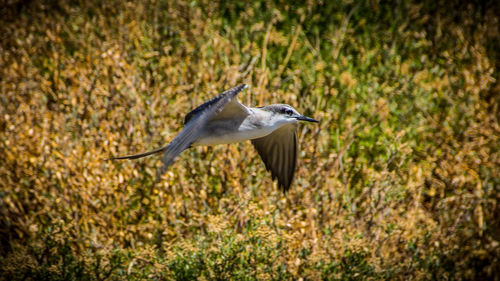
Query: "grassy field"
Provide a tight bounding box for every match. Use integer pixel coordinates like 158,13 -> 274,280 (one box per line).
1,0 -> 499,280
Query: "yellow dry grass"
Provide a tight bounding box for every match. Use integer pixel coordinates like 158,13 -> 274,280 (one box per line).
0,0 -> 499,280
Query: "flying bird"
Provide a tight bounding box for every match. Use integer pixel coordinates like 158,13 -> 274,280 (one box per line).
108,84 -> 318,192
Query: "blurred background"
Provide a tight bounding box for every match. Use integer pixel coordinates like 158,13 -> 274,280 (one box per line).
0,0 -> 499,279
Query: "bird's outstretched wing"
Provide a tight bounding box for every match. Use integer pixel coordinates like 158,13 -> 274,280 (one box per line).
184,84 -> 249,124
108,84 -> 249,177
251,123 -> 298,192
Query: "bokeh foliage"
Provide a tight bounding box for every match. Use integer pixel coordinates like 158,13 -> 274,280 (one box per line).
1,0 -> 499,279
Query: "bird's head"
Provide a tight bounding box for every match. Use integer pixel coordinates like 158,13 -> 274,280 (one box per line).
261,104 -> 319,126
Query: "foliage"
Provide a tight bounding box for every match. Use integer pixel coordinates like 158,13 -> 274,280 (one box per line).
0,0 -> 499,280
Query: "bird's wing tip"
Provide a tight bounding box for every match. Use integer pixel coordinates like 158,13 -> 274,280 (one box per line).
234,84 -> 248,92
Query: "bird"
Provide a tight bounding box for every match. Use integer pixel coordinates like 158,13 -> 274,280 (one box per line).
107,84 -> 318,192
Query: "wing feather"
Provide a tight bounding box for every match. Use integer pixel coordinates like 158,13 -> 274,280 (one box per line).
159,84 -> 248,175
251,124 -> 298,192
184,84 -> 248,124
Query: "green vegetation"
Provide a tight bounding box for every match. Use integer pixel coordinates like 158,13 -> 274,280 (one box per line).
1,0 -> 499,279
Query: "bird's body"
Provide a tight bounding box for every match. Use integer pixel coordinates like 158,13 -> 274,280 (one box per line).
195,108 -> 291,146
108,84 -> 318,191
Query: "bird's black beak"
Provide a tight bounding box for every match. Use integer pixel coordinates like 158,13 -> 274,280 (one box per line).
295,115 -> 319,123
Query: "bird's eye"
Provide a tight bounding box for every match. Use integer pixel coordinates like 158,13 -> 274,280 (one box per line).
284,109 -> 293,115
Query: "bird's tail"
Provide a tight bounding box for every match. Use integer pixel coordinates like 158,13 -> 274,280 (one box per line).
105,145 -> 168,160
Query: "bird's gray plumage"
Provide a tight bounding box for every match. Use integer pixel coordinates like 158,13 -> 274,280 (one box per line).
107,84 -> 318,192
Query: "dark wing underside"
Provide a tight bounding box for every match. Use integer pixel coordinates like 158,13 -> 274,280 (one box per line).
251,124 -> 298,192
108,84 -> 248,178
